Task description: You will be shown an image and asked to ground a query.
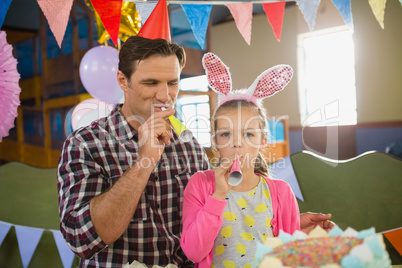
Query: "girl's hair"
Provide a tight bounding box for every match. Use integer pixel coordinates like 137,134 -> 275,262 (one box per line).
211,99 -> 270,177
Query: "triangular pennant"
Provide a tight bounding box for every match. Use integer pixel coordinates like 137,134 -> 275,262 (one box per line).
181,4 -> 212,49
36,0 -> 74,48
296,0 -> 321,31
135,1 -> 157,26
15,225 -> 44,268
90,0 -> 122,45
368,0 -> 387,29
225,2 -> 253,45
332,0 -> 354,31
0,221 -> 12,246
262,2 -> 286,42
138,0 -> 171,40
52,230 -> 75,268
0,0 -> 13,29
269,156 -> 304,201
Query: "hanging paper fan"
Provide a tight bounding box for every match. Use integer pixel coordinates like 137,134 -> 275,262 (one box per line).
0,31 -> 21,142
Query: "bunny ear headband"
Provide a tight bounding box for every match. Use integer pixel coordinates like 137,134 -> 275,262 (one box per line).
202,52 -> 293,108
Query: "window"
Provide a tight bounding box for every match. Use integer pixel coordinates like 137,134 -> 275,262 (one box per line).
297,26 -> 357,127
176,75 -> 215,147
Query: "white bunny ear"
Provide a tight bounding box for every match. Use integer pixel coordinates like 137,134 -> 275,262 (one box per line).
202,52 -> 232,95
248,65 -> 293,99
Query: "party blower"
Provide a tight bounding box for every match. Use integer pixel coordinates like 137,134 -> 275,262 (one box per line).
228,154 -> 242,186
161,107 -> 193,142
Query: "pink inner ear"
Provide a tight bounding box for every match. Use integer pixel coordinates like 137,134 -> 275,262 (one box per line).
253,66 -> 293,98
203,53 -> 231,95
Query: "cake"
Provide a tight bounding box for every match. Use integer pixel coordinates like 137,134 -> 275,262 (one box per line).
254,226 -> 391,268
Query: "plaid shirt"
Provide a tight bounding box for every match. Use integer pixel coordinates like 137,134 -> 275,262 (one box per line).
57,105 -> 209,268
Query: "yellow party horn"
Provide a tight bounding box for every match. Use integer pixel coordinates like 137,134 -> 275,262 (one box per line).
161,107 -> 193,142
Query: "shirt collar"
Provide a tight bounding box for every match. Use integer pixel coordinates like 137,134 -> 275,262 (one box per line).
108,104 -> 139,142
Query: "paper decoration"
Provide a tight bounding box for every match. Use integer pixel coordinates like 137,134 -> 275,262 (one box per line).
15,225 -> 44,268
52,230 -> 75,268
297,0 -> 321,31
383,227 -> 402,256
263,1 -> 286,42
268,156 -> 304,201
226,2 -> 253,45
181,4 -> 212,49
135,1 -> 157,26
332,0 -> 354,31
90,0 -> 122,45
369,0 -> 387,29
138,0 -> 171,41
36,0 -> 73,48
0,0 -> 12,29
0,221 -> 12,246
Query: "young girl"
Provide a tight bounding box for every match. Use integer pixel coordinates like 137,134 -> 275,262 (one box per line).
180,53 -> 300,268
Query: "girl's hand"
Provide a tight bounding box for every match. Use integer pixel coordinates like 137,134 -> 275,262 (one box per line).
212,155 -> 236,200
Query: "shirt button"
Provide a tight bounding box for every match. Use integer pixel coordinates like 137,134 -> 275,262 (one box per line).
154,176 -> 158,181
156,204 -> 160,209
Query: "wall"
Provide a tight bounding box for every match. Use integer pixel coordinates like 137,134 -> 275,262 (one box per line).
210,0 -> 402,158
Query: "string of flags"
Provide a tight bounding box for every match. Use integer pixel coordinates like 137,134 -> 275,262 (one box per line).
0,220 -> 75,268
1,0 -> 400,49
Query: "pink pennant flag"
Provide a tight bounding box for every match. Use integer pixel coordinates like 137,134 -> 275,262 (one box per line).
368,0 -> 387,29
263,2 -> 286,42
225,2 -> 253,45
37,0 -> 74,48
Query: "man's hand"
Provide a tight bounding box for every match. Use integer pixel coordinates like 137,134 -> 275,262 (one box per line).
300,212 -> 336,234
137,109 -> 174,167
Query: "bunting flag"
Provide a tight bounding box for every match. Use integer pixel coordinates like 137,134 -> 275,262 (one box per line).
332,0 -> 354,31
135,1 -> 157,26
138,0 -> 171,41
36,0 -> 74,48
369,0 -> 387,29
181,4 -> 212,49
90,0 -> 122,45
269,156 -> 304,201
15,225 -> 44,268
296,0 -> 321,31
0,0 -> 12,29
52,230 -> 75,268
263,1 -> 286,42
0,221 -> 12,246
225,2 -> 253,45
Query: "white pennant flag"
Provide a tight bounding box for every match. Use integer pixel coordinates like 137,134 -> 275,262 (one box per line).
15,225 -> 44,268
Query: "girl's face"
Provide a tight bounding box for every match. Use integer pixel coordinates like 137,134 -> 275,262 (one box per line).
214,106 -> 267,170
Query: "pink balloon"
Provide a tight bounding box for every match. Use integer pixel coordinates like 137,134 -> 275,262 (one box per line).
71,98 -> 113,131
79,46 -> 123,104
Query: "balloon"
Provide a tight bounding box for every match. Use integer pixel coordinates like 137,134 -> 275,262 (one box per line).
71,98 -> 113,131
137,0 -> 171,40
79,46 -> 123,104
64,108 -> 74,137
76,107 -> 112,130
85,0 -> 141,44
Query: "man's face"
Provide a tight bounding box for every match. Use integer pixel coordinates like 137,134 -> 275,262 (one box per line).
118,54 -> 181,128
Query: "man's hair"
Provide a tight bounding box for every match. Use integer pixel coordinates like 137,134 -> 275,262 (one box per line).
118,36 -> 186,80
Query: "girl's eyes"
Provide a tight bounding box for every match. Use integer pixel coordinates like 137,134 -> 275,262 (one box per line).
219,132 -> 254,137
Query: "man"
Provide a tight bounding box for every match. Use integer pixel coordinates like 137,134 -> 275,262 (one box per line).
58,36 -> 334,267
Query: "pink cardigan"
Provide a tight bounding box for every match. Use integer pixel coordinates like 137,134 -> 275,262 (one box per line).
180,170 -> 300,268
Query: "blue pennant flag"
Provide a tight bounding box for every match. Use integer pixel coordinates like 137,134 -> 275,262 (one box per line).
0,221 -> 12,246
268,156 -> 304,201
52,230 -> 75,268
181,4 -> 212,49
0,0 -> 13,29
332,0 -> 354,31
296,0 -> 321,31
15,225 -> 44,268
135,1 -> 158,26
